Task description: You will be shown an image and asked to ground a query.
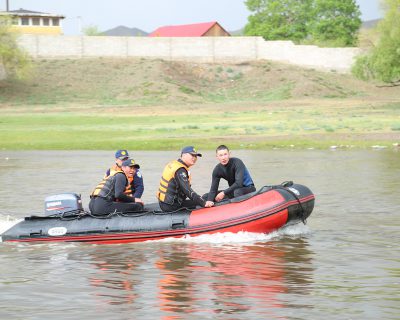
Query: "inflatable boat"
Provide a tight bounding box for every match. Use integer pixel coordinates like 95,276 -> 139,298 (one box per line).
1,182 -> 315,244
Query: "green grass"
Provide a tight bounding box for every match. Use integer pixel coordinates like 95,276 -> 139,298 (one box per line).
1,102 -> 399,150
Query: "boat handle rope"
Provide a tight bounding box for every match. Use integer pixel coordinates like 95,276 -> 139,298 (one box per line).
38,181 -> 307,222
271,181 -> 307,224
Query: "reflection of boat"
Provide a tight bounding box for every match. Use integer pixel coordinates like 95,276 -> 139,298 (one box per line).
1,183 -> 314,244
74,237 -> 314,312
155,239 -> 315,315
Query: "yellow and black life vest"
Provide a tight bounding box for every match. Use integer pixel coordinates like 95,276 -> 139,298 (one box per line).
157,160 -> 191,204
108,164 -> 133,195
91,168 -> 125,200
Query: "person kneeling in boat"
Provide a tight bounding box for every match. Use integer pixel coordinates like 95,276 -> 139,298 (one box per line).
105,149 -> 144,203
89,159 -> 144,215
157,146 -> 214,212
206,145 -> 256,203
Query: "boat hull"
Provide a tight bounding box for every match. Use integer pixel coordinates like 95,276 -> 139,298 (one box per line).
1,184 -> 315,244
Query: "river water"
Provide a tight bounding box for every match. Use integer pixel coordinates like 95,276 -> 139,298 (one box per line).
0,150 -> 399,319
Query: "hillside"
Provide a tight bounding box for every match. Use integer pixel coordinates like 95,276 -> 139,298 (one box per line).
0,58 -> 399,109
101,26 -> 149,37
0,58 -> 399,150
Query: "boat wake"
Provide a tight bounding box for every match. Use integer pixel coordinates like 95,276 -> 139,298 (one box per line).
152,223 -> 311,245
0,214 -> 21,237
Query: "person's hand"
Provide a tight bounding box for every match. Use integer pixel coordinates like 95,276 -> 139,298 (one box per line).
135,198 -> 144,205
215,191 -> 225,202
204,201 -> 214,208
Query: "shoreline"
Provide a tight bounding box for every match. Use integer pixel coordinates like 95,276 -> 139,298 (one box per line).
1,101 -> 399,151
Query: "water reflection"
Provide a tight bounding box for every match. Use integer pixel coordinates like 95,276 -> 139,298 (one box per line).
1,150 -> 399,319
80,238 -> 314,318
80,248 -> 144,306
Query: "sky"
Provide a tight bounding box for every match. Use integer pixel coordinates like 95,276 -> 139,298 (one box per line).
1,0 -> 383,35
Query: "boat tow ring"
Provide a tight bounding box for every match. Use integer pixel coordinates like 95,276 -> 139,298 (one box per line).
281,181 -> 293,187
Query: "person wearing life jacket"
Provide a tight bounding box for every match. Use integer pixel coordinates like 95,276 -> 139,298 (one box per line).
105,149 -> 144,203
157,146 -> 214,212
89,159 -> 144,215
206,145 -> 256,203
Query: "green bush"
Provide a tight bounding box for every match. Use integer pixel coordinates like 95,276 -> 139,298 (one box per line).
352,0 -> 400,84
0,16 -> 31,79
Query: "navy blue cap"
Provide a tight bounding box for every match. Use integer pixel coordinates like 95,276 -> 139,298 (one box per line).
181,146 -> 202,157
121,158 -> 136,167
115,149 -> 129,160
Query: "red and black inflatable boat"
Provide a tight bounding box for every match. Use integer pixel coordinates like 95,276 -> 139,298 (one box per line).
1,183 -> 315,244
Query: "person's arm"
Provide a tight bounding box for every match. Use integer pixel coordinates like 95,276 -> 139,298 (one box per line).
207,167 -> 221,201
114,174 -> 135,202
223,159 -> 245,195
132,170 -> 144,199
175,168 -> 206,207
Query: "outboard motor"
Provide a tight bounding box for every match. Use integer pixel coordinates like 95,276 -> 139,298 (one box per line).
44,193 -> 83,216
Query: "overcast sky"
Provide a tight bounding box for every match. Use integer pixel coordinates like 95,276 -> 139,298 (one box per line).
1,0 -> 383,35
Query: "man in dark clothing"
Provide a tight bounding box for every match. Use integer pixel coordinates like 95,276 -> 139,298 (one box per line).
105,149 -> 144,201
157,146 -> 214,212
207,145 -> 256,202
90,159 -> 143,215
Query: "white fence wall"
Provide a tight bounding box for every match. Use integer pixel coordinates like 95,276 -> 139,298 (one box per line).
17,34 -> 360,72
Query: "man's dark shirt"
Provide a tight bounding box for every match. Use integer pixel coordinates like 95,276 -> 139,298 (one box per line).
130,170 -> 144,198
114,174 -> 135,202
174,160 -> 205,207
207,157 -> 254,201
106,168 -> 144,198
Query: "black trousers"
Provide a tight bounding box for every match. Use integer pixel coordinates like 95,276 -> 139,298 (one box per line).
159,199 -> 197,212
89,197 -> 143,215
204,185 -> 256,201
230,185 -> 256,198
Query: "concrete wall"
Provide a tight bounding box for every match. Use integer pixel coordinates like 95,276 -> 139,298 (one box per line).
17,34 -> 361,72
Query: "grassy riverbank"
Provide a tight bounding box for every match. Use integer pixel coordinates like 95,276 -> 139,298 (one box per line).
1,58 -> 399,150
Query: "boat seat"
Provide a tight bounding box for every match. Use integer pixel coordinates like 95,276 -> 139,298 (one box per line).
144,202 -> 162,212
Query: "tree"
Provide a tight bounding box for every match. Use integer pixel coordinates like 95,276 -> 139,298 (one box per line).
0,16 -> 30,79
244,0 -> 361,47
244,0 -> 313,41
82,25 -> 101,36
309,0 -> 362,46
352,0 -> 400,84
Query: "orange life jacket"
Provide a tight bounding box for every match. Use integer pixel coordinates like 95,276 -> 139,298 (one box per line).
108,164 -> 133,196
91,167 -> 125,198
157,160 -> 191,203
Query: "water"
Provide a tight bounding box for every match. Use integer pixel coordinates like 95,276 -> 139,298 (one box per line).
0,150 -> 399,319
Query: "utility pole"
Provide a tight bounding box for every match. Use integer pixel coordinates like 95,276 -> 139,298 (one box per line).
77,16 -> 82,35
6,0 -> 9,11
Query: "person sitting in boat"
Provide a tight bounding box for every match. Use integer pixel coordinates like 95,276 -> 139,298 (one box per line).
157,146 -> 214,212
89,159 -> 144,215
105,149 -> 144,203
206,145 -> 256,203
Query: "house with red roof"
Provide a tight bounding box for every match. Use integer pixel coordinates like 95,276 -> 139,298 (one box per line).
149,21 -> 230,37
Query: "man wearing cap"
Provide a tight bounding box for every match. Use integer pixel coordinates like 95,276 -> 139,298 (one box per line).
105,149 -> 144,202
90,159 -> 144,215
157,146 -> 214,212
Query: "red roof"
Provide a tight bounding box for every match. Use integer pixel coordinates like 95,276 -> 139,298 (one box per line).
149,21 -> 227,37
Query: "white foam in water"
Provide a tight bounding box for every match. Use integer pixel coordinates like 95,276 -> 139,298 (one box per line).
152,223 -> 311,244
0,214 -> 22,236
